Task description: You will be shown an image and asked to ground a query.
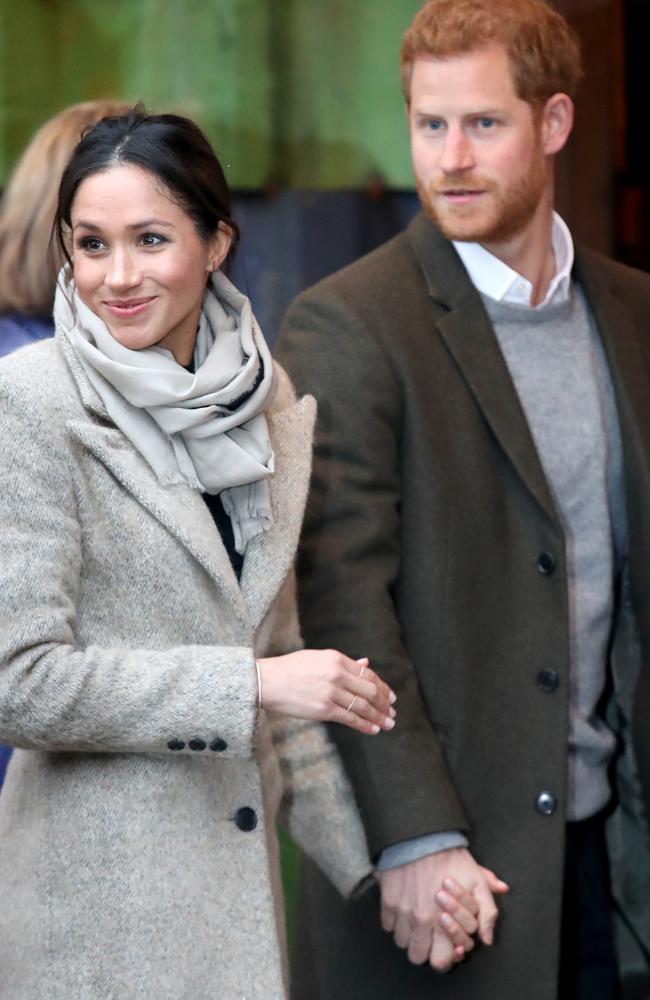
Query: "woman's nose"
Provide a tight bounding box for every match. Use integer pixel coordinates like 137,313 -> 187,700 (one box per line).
105,248 -> 141,290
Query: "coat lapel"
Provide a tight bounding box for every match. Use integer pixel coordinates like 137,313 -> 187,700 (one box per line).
66,417 -> 250,626
407,213 -> 558,522
240,394 -> 316,630
574,246 -> 650,504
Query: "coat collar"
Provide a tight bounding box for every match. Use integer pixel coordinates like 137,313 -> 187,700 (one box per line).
59,334 -> 315,632
406,212 -> 559,523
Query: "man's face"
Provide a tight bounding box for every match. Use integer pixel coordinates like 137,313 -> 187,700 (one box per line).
408,44 -> 548,245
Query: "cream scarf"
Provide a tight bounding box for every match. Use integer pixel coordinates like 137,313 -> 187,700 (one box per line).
54,266 -> 276,553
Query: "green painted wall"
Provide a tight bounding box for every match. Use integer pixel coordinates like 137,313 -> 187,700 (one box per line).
0,0 -> 421,188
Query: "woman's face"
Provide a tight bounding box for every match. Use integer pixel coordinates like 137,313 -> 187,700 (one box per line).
70,164 -> 231,364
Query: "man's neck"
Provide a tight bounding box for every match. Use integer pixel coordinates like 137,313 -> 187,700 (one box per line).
481,192 -> 556,307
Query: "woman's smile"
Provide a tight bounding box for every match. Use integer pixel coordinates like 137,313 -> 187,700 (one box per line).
102,295 -> 158,319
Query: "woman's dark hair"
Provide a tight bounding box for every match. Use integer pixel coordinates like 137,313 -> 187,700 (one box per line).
53,105 -> 240,265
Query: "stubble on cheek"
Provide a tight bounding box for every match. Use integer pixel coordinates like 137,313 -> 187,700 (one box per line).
415,147 -> 547,244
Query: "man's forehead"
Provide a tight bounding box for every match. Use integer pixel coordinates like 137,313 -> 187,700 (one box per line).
410,45 -> 518,105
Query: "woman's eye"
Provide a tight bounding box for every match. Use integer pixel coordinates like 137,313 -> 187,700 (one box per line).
477,118 -> 496,129
77,236 -> 105,252
140,232 -> 166,247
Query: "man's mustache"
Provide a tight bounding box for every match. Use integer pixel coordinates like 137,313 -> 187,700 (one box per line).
429,175 -> 492,193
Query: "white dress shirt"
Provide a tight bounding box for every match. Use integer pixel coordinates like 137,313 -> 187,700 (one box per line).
453,211 -> 574,308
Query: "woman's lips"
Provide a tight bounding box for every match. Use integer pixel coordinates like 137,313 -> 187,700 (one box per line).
103,296 -> 156,318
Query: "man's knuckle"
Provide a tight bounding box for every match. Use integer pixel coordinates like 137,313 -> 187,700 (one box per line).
412,907 -> 432,927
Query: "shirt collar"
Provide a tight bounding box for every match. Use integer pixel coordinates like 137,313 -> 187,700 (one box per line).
452,212 -> 574,308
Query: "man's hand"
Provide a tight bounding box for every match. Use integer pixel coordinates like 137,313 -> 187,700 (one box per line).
377,848 -> 509,971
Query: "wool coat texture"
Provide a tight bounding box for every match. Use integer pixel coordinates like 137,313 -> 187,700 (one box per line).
0,334 -> 372,1000
276,212 -> 650,1000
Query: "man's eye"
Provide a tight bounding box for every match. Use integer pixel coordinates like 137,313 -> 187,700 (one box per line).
426,119 -> 444,131
477,118 -> 496,129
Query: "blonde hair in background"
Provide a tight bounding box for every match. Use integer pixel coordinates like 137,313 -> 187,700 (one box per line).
0,99 -> 131,315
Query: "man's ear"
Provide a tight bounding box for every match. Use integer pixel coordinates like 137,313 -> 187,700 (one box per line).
540,93 -> 574,156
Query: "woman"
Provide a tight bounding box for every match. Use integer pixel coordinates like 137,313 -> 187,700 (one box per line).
0,99 -> 131,788
0,109 -> 396,998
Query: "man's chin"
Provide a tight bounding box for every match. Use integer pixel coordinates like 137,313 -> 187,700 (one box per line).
423,207 -> 496,243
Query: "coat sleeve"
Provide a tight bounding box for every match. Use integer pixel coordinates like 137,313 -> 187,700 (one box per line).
0,372 -> 259,758
275,288 -> 470,859
265,566 -> 374,898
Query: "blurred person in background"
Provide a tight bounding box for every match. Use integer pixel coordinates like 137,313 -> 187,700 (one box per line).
0,99 -> 130,354
0,99 -> 130,789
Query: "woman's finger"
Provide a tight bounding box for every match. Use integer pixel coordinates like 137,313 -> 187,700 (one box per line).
435,888 -> 479,936
332,678 -> 395,721
329,703 -> 382,735
438,912 -> 475,952
341,666 -> 394,715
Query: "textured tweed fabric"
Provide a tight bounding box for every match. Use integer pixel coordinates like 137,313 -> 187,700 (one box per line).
0,334 -> 371,999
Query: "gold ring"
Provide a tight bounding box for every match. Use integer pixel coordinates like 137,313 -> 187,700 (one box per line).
346,695 -> 359,713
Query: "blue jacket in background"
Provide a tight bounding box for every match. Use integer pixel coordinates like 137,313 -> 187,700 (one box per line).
0,312 -> 53,788
0,312 -> 53,354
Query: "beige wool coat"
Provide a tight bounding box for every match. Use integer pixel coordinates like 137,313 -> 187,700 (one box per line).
0,334 -> 372,1000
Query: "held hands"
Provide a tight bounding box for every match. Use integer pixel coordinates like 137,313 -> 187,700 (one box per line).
256,651 -> 396,734
377,848 -> 509,971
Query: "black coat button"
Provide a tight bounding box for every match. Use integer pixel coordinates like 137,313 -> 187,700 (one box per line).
210,737 -> 228,752
188,737 -> 207,751
535,791 -> 557,816
234,807 -> 258,832
537,552 -> 556,576
536,669 -> 559,693
167,738 -> 185,751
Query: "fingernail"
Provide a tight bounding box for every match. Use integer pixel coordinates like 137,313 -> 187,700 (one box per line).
440,913 -> 453,928
389,706 -> 396,718
370,724 -> 380,734
436,890 -> 450,906
383,717 -> 395,730
443,879 -> 456,891
356,657 -> 369,664
389,691 -> 397,704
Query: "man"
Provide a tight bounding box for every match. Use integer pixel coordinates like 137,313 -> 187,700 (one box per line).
276,1 -> 650,998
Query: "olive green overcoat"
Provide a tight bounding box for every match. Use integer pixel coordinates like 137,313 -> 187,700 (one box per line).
276,212 -> 650,1000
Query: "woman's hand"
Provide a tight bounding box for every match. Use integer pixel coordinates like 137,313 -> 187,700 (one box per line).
257,651 -> 396,734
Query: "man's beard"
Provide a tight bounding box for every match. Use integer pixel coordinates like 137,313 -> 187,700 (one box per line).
417,150 -> 547,245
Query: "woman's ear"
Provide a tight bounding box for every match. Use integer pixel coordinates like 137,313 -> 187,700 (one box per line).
207,222 -> 233,272
540,93 -> 574,157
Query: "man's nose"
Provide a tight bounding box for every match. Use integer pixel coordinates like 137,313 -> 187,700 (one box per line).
438,126 -> 475,174
105,248 -> 141,289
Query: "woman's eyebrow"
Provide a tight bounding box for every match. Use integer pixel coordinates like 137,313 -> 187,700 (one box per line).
72,218 -> 175,232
